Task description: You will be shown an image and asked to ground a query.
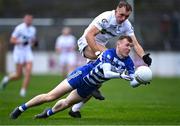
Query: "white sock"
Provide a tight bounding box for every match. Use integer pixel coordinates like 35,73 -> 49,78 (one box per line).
72,102 -> 84,112
20,88 -> 26,97
19,106 -> 25,112
2,76 -> 9,84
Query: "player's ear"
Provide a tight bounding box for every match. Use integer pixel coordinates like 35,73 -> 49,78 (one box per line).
116,40 -> 121,47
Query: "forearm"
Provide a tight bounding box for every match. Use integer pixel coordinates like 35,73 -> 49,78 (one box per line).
104,70 -> 120,78
85,34 -> 101,52
10,37 -> 21,44
131,35 -> 145,58
134,43 -> 145,58
102,63 -> 120,78
85,26 -> 107,53
132,36 -> 152,66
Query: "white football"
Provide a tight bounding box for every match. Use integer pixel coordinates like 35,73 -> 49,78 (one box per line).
135,66 -> 152,83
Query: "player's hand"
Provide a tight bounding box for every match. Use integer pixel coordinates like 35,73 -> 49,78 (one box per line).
120,72 -> 133,81
142,53 -> 152,66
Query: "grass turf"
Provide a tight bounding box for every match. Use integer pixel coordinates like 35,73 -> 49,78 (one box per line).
0,75 -> 180,125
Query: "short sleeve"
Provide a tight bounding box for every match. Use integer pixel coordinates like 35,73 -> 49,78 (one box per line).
11,26 -> 20,38
92,11 -> 111,31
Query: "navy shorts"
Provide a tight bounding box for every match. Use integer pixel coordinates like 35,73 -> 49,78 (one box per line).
67,65 -> 97,98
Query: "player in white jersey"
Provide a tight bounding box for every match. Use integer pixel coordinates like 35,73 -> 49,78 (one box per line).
0,14 -> 38,97
55,27 -> 77,78
70,0 -> 152,118
10,36 -> 148,119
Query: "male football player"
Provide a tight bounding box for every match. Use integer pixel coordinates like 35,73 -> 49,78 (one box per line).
70,0 -> 152,118
0,14 -> 38,97
10,36 -> 146,119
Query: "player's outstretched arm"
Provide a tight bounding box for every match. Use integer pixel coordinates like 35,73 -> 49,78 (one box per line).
102,63 -> 132,81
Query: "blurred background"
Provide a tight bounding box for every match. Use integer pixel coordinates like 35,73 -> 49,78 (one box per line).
0,0 -> 180,76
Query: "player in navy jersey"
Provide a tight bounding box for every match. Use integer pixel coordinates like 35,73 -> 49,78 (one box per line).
10,36 -> 143,119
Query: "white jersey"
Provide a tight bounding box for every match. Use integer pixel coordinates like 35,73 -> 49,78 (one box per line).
12,23 -> 36,51
12,23 -> 36,64
78,10 -> 134,53
55,35 -> 76,54
55,35 -> 76,65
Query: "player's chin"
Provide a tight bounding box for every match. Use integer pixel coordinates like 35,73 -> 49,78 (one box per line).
122,53 -> 128,58
117,20 -> 124,24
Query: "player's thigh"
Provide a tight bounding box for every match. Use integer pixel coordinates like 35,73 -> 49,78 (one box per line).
48,79 -> 73,99
65,89 -> 83,105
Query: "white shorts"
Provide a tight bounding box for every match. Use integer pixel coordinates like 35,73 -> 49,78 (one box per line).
59,52 -> 76,66
13,49 -> 33,64
77,36 -> 107,58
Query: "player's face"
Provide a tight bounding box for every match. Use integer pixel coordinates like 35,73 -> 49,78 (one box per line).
62,27 -> 71,35
117,39 -> 133,57
24,15 -> 33,26
115,7 -> 131,24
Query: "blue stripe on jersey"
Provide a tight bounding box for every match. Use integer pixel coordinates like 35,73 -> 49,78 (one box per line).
83,63 -> 110,85
83,48 -> 134,86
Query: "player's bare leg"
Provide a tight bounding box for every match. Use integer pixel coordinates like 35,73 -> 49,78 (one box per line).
10,79 -> 73,119
35,89 -> 83,119
0,64 -> 23,90
20,62 -> 32,97
69,86 -> 104,118
69,95 -> 91,118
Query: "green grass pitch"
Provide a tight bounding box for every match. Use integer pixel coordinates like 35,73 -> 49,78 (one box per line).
0,74 -> 180,125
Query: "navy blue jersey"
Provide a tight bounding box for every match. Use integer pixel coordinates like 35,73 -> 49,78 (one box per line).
83,48 -> 135,86
67,48 -> 135,98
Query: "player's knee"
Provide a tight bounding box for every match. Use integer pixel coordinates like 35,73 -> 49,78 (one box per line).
16,73 -> 22,79
62,99 -> 70,108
